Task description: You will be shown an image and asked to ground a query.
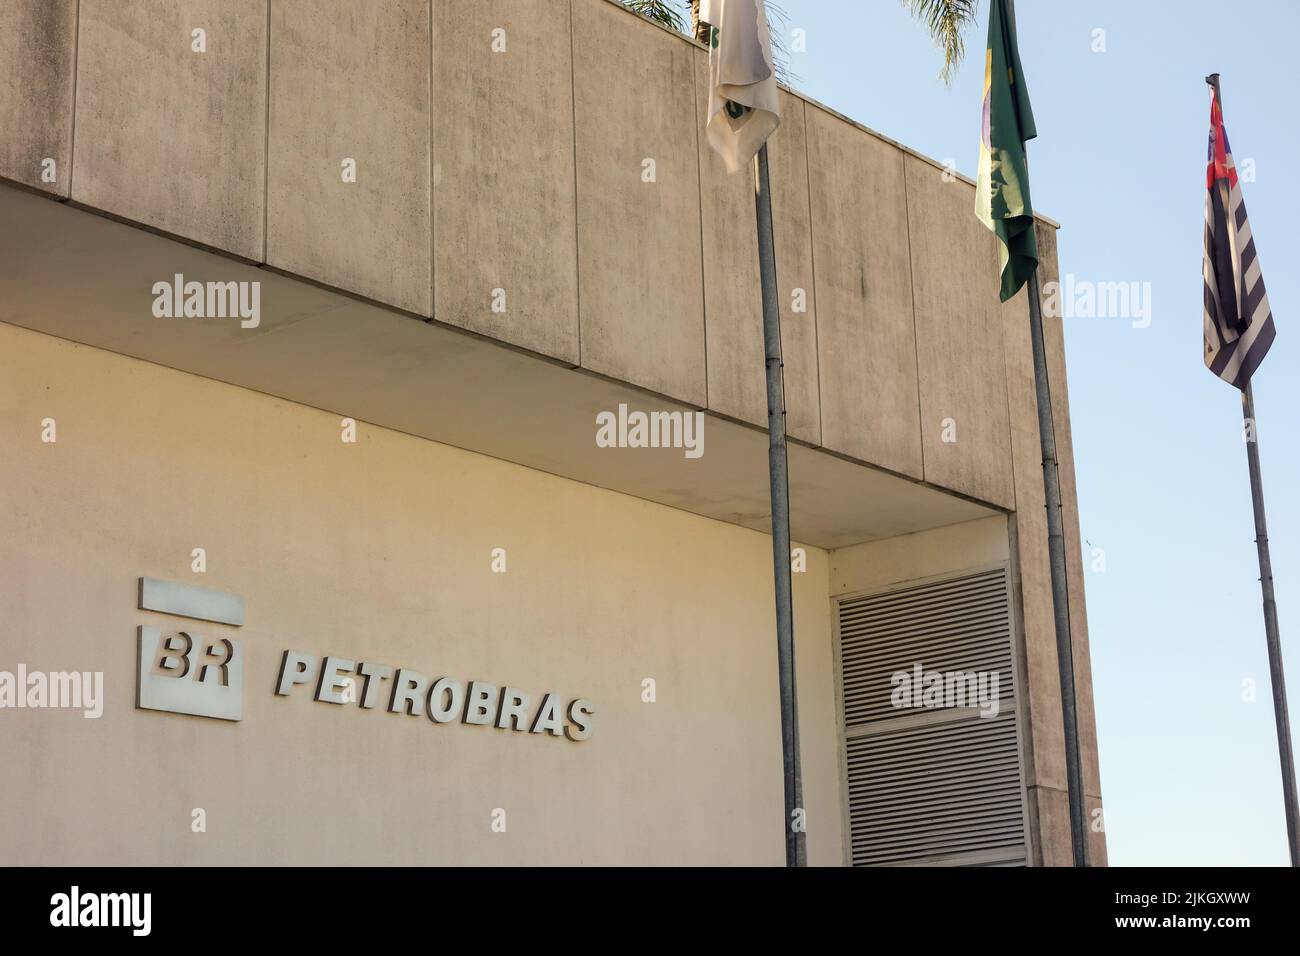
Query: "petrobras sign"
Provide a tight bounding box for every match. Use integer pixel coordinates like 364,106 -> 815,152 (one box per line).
275,651 -> 593,740
134,577 -> 594,741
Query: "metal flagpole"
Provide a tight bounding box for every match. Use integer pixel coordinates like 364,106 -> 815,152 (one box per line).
1241,383 -> 1300,866
1004,0 -> 1086,868
754,141 -> 805,867
1025,265 -> 1088,867
1209,72 -> 1298,865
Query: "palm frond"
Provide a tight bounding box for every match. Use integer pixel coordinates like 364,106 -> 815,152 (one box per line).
623,0 -> 688,34
900,0 -> 979,85
630,1 -> 796,86
764,1 -> 796,86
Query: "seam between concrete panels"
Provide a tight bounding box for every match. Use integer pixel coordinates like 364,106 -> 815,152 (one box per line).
691,49 -> 709,410
1000,244 -> 1021,514
261,0 -> 271,264
801,99 -> 824,446
901,151 -> 925,480
428,0 -> 434,319
567,0 -> 581,366
988,248 -> 1015,510
67,0 -> 81,200
1031,783 -> 1100,798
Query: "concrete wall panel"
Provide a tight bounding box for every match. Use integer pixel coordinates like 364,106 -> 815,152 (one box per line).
1,1 -> 77,197
768,92 -> 823,446
696,76 -> 821,445
806,105 -> 921,477
433,0 -> 578,362
694,49 -> 762,426
905,155 -> 1014,508
267,0 -> 431,314
72,0 -> 267,259
572,0 -> 705,404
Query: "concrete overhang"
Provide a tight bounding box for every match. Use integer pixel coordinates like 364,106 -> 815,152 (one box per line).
0,183 -> 996,549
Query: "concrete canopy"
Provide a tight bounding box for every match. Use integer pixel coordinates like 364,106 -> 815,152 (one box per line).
0,184 -> 994,549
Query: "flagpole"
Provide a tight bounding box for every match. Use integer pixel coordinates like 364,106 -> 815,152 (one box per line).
754,141 -> 806,867
1241,324 -> 1300,870
1024,267 -> 1089,867
1003,0 -> 1088,869
1207,73 -> 1298,867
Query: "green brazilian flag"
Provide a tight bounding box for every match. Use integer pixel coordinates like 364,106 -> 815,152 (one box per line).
976,0 -> 1038,302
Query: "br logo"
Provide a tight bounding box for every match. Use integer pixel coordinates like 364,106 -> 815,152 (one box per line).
135,578 -> 245,722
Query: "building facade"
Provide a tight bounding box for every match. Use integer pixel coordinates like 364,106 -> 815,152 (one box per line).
0,0 -> 1104,866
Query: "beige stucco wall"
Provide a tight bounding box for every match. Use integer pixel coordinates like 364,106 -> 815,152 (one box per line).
830,517 -> 1012,601
0,323 -> 845,865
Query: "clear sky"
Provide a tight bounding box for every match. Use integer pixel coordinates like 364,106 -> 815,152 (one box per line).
780,0 -> 1299,865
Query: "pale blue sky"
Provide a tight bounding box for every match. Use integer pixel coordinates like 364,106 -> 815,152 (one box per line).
783,0 -> 1299,865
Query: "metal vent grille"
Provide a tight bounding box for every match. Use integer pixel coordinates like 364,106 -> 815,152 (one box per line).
838,569 -> 1026,867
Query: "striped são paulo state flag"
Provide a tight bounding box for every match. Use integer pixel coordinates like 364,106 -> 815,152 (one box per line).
1203,77 -> 1276,390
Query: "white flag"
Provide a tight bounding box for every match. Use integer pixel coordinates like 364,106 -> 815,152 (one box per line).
700,0 -> 781,174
